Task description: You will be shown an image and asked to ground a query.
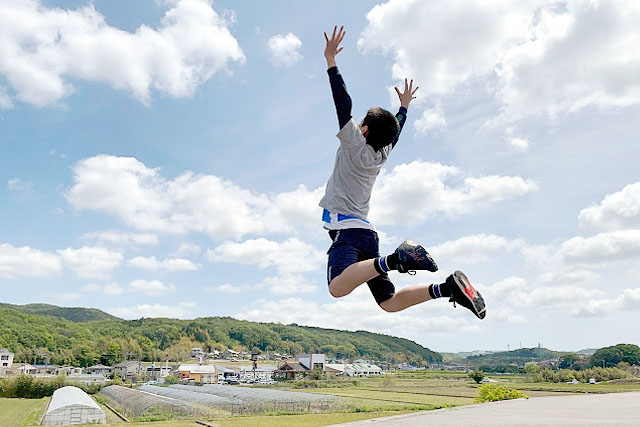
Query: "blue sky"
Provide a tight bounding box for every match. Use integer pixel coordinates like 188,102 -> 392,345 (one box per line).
1,0 -> 640,353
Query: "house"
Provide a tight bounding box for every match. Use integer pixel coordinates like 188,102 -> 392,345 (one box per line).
345,363 -> 383,377
191,348 -> 205,358
176,364 -> 217,383
145,362 -> 174,379
86,364 -> 113,376
273,361 -> 310,380
217,366 -> 237,383
66,374 -> 108,385
223,349 -> 239,359
114,361 -> 142,379
32,364 -> 58,376
0,348 -> 14,374
296,353 -> 326,371
56,366 -> 83,376
14,363 -> 38,375
239,365 -> 277,382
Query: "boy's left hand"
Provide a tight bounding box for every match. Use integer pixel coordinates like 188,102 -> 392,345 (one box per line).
395,78 -> 419,109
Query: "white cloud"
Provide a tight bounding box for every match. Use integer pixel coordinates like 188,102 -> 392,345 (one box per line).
108,302 -> 196,319
129,279 -> 176,296
82,230 -> 158,246
267,33 -> 303,67
7,178 -> 32,192
82,282 -> 125,296
578,182 -> 640,232
57,246 -> 123,278
430,234 -> 525,263
506,137 -> 529,151
65,155 -> 322,240
173,242 -> 202,257
207,238 -> 324,275
414,103 -> 446,134
128,256 -> 199,272
558,230 -> 640,266
211,274 -> 316,295
573,288 -> 640,317
370,160 -> 537,226
358,0 -> 640,125
0,243 -> 62,278
0,0 -> 245,107
0,86 -> 12,109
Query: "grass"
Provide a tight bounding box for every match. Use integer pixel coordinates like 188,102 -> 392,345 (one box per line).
0,397 -> 48,427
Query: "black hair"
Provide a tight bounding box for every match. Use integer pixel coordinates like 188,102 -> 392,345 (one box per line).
362,107 -> 400,151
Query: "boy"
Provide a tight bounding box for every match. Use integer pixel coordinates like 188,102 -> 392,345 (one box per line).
320,26 -> 486,319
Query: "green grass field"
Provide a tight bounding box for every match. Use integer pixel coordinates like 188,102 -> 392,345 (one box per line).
0,397 -> 48,427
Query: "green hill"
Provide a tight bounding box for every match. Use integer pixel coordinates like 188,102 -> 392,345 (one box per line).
0,303 -> 119,322
0,305 -> 441,367
466,347 -> 563,366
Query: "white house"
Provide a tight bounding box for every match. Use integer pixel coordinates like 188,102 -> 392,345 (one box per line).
296,353 -> 326,371
0,348 -> 14,374
344,363 -> 383,377
86,364 -> 113,376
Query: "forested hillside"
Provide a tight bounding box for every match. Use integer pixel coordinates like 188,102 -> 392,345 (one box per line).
0,305 -> 441,366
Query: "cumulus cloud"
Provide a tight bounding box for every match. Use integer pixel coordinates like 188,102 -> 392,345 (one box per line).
578,182 -> 640,232
414,103 -> 446,134
506,137 -> 529,151
82,282 -> 125,296
56,246 -> 123,278
128,256 -> 199,272
82,230 -> 158,246
0,86 -> 12,109
430,234 -> 526,263
173,242 -> 202,257
370,160 -> 537,225
108,302 -> 196,319
65,155 -> 322,240
0,0 -> 245,107
213,274 -> 317,295
573,288 -> 640,317
267,33 -> 303,67
558,230 -> 640,266
207,238 -> 324,275
0,244 -> 62,278
358,0 -> 640,124
129,279 -> 176,296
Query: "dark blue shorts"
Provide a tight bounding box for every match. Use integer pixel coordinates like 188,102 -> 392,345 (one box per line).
327,228 -> 395,305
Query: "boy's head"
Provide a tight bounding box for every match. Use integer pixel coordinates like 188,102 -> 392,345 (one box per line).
359,107 -> 400,151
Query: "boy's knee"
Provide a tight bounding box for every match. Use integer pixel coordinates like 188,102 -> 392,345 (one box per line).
328,280 -> 346,298
379,298 -> 398,312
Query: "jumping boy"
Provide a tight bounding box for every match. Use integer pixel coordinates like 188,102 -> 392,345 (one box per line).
320,26 -> 486,319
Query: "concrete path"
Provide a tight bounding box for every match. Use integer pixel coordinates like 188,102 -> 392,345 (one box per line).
329,392 -> 640,426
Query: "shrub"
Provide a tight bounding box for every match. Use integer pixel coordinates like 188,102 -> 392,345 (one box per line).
475,384 -> 529,403
163,375 -> 179,385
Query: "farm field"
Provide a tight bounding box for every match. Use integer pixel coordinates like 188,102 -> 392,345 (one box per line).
0,397 -> 48,427
3,372 -> 640,427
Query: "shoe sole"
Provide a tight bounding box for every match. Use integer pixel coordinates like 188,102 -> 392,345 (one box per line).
398,240 -> 438,272
452,270 -> 486,320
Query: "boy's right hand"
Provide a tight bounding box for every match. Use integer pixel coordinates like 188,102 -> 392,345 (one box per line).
324,25 -> 345,69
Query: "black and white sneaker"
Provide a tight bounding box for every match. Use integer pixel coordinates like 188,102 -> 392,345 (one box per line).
395,239 -> 438,274
448,270 -> 486,320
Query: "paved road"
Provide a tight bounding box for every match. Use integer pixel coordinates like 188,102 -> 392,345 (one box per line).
329,392 -> 640,426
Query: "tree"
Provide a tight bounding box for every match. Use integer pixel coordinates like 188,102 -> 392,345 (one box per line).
558,354 -> 581,370
469,370 -> 485,384
590,344 -> 640,368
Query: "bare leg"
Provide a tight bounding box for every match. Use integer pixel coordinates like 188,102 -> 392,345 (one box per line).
328,259 -> 379,297
379,284 -> 433,312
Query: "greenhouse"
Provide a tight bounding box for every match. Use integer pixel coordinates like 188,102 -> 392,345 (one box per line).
99,385 -> 192,419
42,386 -> 105,425
138,384 -> 241,407
172,383 -> 337,404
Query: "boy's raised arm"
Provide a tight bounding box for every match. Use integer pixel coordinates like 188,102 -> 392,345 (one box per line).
391,78 -> 419,148
324,26 -> 352,130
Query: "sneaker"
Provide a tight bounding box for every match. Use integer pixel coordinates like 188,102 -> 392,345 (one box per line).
395,239 -> 438,274
448,270 -> 486,319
